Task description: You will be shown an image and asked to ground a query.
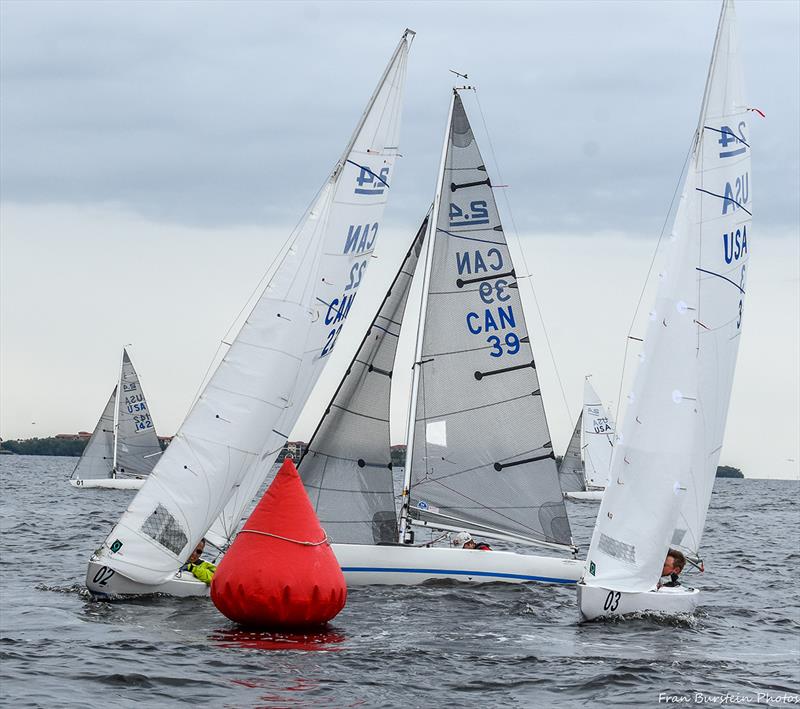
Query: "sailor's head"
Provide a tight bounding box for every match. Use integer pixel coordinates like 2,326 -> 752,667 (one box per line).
452,531 -> 476,549
189,538 -> 206,564
662,548 -> 686,577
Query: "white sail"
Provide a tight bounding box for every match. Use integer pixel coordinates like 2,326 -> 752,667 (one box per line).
558,412 -> 585,493
115,349 -> 163,477
403,92 -> 572,549
584,0 -> 750,592
582,379 -> 614,490
71,387 -> 116,480
93,32 -> 413,585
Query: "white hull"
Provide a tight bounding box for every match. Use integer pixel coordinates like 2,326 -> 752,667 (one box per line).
564,490 -> 604,502
577,581 -> 700,621
86,555 -> 209,599
333,543 -> 583,586
70,477 -> 145,490
85,543 -> 583,599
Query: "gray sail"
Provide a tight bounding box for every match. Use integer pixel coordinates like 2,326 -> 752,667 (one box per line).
558,412 -> 585,493
115,349 -> 162,477
71,387 -> 116,480
299,216 -> 428,544
408,93 -> 572,547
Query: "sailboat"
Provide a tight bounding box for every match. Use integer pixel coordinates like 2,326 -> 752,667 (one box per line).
578,0 -> 752,619
560,378 -> 614,502
299,89 -> 582,586
85,30 -> 414,598
70,349 -> 162,490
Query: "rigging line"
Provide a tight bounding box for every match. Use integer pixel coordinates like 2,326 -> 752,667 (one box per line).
472,91 -> 572,426
345,159 -> 391,189
613,140 -> 693,428
702,125 -> 750,148
695,267 -> 746,294
695,187 -> 752,216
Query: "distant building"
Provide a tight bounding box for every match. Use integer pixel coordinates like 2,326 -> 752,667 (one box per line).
55,432 -> 92,441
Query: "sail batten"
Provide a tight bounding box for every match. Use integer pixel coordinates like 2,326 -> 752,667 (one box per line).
94,33 -> 412,585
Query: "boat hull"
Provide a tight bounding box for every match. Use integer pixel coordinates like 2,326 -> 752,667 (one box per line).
564,490 -> 604,502
577,581 -> 700,620
85,544 -> 583,599
86,555 -> 210,599
333,543 -> 583,586
70,478 -> 145,490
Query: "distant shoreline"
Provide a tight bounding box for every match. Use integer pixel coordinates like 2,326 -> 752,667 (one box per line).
0,437 -> 747,478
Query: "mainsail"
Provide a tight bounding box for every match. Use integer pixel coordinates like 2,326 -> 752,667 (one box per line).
584,0 -> 750,592
71,387 -> 116,481
558,413 -> 584,493
404,92 -> 572,548
299,215 -> 428,544
93,31 -> 413,585
115,349 -> 163,477
582,379 -> 614,490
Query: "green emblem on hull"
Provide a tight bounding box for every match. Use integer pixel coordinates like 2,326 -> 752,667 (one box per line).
589,561 -> 596,576
110,539 -> 123,553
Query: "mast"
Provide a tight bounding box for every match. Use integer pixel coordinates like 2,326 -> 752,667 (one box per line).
397,90 -> 456,543
111,348 -> 125,479
692,0 -> 729,155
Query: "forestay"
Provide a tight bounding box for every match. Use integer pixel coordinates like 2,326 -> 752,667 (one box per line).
299,216 -> 428,544
558,413 -> 585,493
115,350 -> 162,477
584,0 -> 750,592
72,387 -> 116,481
95,31 -> 413,585
407,93 -> 572,548
582,379 -> 614,490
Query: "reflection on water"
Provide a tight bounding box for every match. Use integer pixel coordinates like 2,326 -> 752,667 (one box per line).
211,627 -> 346,652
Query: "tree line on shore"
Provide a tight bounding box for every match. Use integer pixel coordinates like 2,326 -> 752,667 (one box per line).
0,437 -> 746,478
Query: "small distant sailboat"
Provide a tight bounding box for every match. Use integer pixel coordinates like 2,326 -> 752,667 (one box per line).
84,30 -> 414,598
299,89 -> 582,586
578,0 -> 752,619
560,378 -> 615,502
70,349 -> 162,490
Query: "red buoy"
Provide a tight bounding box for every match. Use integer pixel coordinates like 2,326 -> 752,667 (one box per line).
211,458 -> 347,629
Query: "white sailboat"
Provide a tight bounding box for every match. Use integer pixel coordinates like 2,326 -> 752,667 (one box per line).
299,89 -> 582,586
560,378 -> 614,502
578,0 -> 752,619
85,30 -> 414,598
70,349 -> 162,490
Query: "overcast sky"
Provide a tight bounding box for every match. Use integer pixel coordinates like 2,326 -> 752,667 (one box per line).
1,0 -> 798,480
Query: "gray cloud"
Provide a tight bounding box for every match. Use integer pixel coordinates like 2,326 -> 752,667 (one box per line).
1,0 -> 797,233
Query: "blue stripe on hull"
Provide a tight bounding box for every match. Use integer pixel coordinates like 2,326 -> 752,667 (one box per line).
341,566 -> 577,584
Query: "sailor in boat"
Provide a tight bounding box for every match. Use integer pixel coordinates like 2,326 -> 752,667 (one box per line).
657,549 -> 686,589
452,531 -> 492,551
181,538 -> 217,585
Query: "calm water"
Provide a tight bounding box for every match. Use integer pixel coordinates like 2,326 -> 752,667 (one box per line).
1,456 -> 798,708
